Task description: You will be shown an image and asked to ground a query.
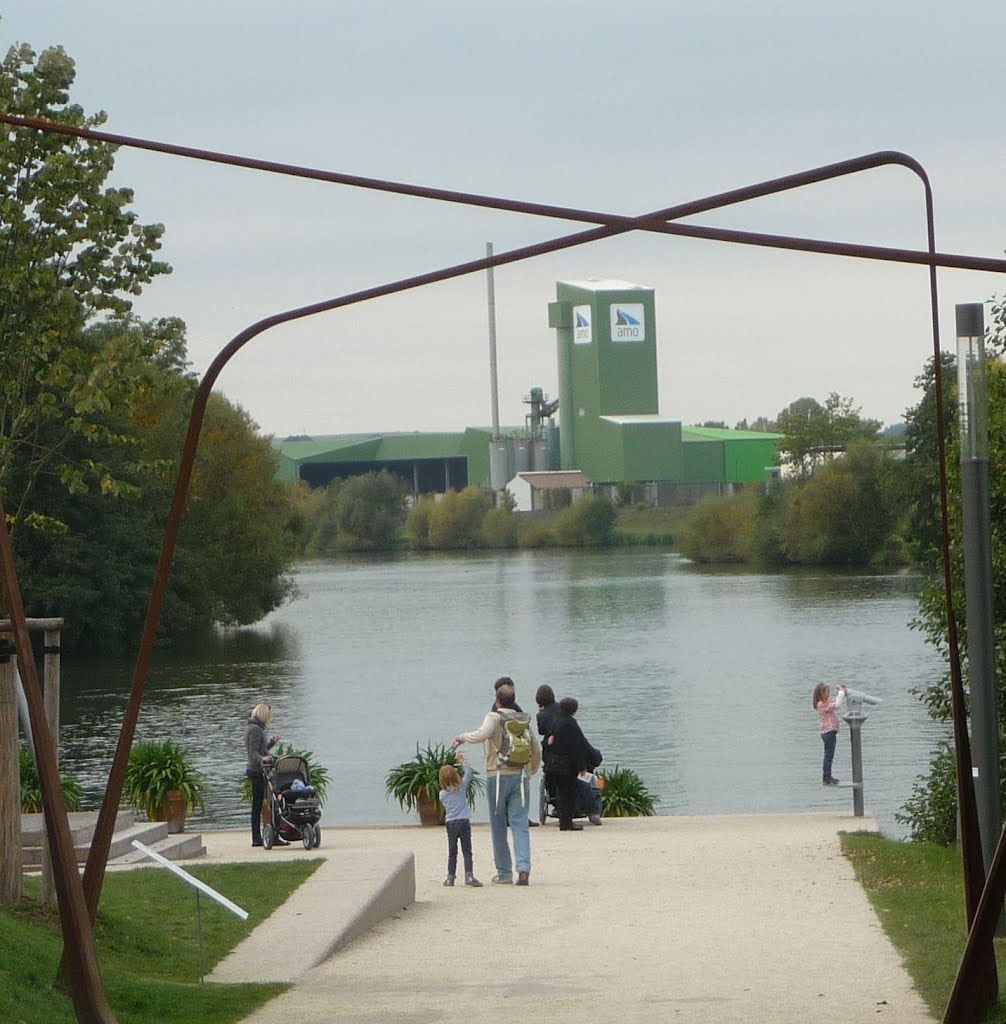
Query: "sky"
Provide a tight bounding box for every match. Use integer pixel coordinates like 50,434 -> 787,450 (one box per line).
4,1 -> 1006,437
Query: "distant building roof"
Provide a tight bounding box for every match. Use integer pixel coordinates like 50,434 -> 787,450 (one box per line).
683,426 -> 783,441
516,471 -> 591,490
559,278 -> 650,292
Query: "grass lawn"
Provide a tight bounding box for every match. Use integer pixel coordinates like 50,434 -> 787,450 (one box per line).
0,859 -> 322,1024
843,833 -> 1006,1022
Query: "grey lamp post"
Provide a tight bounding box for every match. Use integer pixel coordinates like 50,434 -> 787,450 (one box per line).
956,303 -> 1002,921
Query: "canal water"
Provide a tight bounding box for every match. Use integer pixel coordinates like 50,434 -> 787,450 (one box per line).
57,550 -> 947,837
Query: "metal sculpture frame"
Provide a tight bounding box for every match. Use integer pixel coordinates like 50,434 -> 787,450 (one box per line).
0,112 -> 1003,1024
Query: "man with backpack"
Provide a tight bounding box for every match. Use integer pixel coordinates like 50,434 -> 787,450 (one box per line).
453,679 -> 542,885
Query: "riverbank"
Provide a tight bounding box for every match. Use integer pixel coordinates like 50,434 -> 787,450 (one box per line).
182,813 -> 931,1023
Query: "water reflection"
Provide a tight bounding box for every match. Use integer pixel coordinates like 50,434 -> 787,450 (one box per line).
56,551 -> 946,837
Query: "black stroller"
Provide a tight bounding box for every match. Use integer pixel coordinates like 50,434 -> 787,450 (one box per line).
262,754 -> 322,850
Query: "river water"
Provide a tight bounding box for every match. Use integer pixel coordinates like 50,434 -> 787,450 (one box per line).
57,550 -> 947,838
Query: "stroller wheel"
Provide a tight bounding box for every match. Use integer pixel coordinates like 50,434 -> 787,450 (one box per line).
302,824 -> 314,850
262,823 -> 275,851
312,825 -> 322,849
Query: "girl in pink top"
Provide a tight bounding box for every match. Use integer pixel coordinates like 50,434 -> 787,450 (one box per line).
812,683 -> 847,786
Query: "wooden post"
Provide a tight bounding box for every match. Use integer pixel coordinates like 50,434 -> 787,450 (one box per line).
42,628 -> 61,905
0,637 -> 23,903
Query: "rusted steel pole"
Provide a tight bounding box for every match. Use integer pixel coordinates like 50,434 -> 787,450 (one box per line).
0,496 -> 116,1023
1,115 -> 1005,276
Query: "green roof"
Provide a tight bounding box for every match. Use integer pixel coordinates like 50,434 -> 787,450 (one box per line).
682,426 -> 783,441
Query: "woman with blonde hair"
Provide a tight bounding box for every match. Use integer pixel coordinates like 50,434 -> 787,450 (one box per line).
245,702 -> 280,847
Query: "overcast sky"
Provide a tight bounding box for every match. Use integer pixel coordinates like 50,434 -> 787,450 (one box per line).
5,2 -> 1006,436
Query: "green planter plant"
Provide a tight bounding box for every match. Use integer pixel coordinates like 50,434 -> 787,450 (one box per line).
19,744 -> 82,813
385,742 -> 483,824
596,765 -> 658,817
124,740 -> 206,832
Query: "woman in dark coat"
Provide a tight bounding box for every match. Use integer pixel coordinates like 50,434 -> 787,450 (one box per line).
548,697 -> 591,831
245,702 -> 279,847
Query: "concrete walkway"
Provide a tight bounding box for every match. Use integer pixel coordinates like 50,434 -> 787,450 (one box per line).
174,814 -> 933,1023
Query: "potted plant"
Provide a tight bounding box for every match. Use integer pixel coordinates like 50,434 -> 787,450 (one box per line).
385,742 -> 483,825
595,765 -> 658,817
19,744 -> 83,813
124,740 -> 207,833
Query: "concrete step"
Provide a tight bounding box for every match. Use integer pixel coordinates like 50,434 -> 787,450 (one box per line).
110,831 -> 207,866
20,808 -> 206,868
21,819 -> 171,867
20,810 -> 135,849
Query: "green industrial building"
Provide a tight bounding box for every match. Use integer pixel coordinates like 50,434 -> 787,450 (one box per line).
273,279 -> 781,503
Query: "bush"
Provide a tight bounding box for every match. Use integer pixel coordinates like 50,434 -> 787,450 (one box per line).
481,506 -> 518,548
406,495 -> 436,549
894,738 -> 1006,845
556,494 -> 617,547
19,744 -> 82,813
428,487 -> 493,549
678,489 -> 757,564
597,765 -> 658,817
518,524 -> 558,548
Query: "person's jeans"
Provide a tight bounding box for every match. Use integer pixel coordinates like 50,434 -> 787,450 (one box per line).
445,819 -> 473,876
486,773 -> 531,878
821,729 -> 838,781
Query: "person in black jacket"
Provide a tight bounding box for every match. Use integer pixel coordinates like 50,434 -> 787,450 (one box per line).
535,684 -> 561,747
549,697 -> 594,831
539,687 -> 603,825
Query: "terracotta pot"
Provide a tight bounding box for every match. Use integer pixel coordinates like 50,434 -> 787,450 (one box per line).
417,791 -> 445,826
156,788 -> 188,834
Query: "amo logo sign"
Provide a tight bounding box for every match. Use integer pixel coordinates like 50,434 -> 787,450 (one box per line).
573,305 -> 592,345
609,303 -> 645,343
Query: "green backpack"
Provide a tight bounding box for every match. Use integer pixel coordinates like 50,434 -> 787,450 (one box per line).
496,710 -> 532,768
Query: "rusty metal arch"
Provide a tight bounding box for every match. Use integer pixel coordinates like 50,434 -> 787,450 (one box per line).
0,113 -> 1003,1023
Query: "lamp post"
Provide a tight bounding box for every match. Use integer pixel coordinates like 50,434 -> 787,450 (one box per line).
956,303 -> 1002,917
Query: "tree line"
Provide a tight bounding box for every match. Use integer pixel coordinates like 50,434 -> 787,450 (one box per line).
1,43 -> 295,653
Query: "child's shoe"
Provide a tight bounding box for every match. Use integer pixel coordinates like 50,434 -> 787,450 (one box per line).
465,873 -> 483,887
823,777 -> 840,786
443,875 -> 455,886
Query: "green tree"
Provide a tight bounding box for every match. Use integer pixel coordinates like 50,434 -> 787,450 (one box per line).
777,441 -> 898,566
898,352 -> 957,569
776,393 -> 881,478
330,471 -> 407,551
735,416 -> 777,432
14,318 -> 296,648
0,43 -> 169,529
